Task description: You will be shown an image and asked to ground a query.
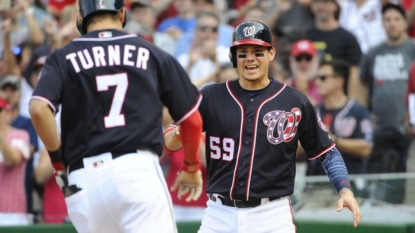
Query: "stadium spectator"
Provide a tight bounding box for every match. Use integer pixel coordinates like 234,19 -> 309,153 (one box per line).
157,0 -> 197,39
0,93 -> 30,226
403,0 -> 415,38
287,39 -> 322,105
405,61 -> 415,204
124,1 -> 176,55
307,59 -> 373,197
177,10 -> 231,87
270,0 -> 314,43
360,3 -> 415,204
1,75 -> 38,215
339,0 -> 387,54
307,0 -> 363,106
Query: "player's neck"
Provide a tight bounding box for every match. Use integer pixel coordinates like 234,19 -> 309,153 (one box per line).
315,19 -> 338,31
323,93 -> 348,110
87,21 -> 123,33
239,77 -> 270,91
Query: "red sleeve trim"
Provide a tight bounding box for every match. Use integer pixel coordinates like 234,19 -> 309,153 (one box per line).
30,96 -> 57,115
175,94 -> 202,125
309,143 -> 335,160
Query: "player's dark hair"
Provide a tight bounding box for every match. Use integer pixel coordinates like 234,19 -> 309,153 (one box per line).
321,58 -> 350,95
196,10 -> 220,24
85,11 -> 119,29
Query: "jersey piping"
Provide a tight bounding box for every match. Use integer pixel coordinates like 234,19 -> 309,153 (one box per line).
175,94 -> 203,125
246,83 -> 286,200
73,34 -> 137,42
226,80 -> 246,200
309,143 -> 335,160
31,95 -> 57,115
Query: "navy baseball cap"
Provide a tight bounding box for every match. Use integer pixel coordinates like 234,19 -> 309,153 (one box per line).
382,3 -> 406,18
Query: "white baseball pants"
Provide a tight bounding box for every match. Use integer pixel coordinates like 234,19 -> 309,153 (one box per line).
65,150 -> 177,233
198,195 -> 296,233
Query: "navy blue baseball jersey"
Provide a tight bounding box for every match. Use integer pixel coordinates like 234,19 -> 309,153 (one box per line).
32,29 -> 201,166
312,99 -> 373,174
199,79 -> 334,200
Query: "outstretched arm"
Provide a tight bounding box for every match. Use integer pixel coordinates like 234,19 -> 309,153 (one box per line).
320,148 -> 362,227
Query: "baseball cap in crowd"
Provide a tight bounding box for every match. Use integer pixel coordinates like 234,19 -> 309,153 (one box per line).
47,0 -> 77,12
34,56 -> 47,69
382,3 -> 406,18
0,75 -> 20,91
291,40 -> 317,57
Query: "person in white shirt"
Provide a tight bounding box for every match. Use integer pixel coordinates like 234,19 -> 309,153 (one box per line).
339,0 -> 387,53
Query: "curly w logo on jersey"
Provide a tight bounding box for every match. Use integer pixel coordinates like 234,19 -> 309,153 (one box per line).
263,108 -> 302,144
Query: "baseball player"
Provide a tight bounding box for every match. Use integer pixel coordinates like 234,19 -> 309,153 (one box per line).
29,0 -> 204,232
164,21 -> 362,233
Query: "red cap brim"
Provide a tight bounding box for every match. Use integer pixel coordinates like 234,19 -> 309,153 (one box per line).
231,39 -> 272,48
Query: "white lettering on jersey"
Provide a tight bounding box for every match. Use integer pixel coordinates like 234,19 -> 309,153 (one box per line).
108,45 -> 121,66
77,49 -> 94,70
66,45 -> 150,72
92,46 -> 106,67
136,47 -> 149,70
123,45 -> 136,67
66,53 -> 81,73
374,53 -> 407,80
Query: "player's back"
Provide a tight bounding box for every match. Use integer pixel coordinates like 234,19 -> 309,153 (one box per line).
53,29 -> 169,165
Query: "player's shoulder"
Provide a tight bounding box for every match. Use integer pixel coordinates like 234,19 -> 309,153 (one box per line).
200,80 -> 229,95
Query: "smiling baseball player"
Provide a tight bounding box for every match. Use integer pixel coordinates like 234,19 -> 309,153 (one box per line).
165,20 -> 362,233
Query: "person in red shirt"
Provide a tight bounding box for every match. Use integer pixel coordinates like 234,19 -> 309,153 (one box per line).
403,0 -> 415,38
406,61 -> 415,136
163,125 -> 208,222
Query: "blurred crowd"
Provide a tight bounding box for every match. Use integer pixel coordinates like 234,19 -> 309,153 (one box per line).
0,0 -> 414,226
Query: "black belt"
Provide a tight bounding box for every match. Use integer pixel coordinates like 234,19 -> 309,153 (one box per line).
209,194 -> 282,208
68,151 -> 136,174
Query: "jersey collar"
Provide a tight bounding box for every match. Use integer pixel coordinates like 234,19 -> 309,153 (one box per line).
82,29 -> 130,39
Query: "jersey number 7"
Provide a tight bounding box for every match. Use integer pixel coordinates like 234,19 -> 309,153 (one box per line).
96,73 -> 128,128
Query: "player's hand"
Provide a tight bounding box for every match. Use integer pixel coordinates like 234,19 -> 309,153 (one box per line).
171,169 -> 203,202
337,188 -> 362,227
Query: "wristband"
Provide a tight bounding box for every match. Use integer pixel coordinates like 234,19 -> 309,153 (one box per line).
171,128 -> 181,141
182,160 -> 201,173
48,146 -> 62,163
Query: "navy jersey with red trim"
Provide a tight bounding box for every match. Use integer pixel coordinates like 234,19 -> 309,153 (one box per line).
32,29 -> 200,166
199,79 -> 334,200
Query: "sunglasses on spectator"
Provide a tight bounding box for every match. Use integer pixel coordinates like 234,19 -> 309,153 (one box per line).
295,54 -> 312,62
317,74 -> 339,81
197,25 -> 218,32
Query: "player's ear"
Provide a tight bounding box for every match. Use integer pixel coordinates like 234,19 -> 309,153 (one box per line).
268,47 -> 276,62
119,7 -> 127,25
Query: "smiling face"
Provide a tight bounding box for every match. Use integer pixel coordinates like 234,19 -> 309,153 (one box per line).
235,44 -> 275,83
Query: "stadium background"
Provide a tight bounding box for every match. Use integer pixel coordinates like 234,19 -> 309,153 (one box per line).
0,0 -> 414,232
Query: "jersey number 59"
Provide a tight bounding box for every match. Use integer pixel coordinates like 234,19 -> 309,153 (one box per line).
210,136 -> 234,161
